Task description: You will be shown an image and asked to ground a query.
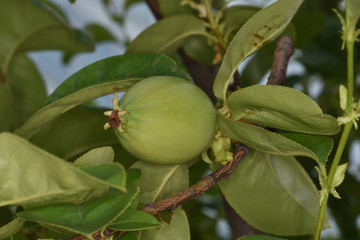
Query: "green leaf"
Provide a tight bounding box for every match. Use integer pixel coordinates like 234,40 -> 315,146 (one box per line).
124,0 -> 142,9
219,150 -> 325,235
182,35 -> 216,66
224,5 -> 260,39
81,164 -> 126,190
126,168 -> 142,186
17,187 -> 139,236
120,232 -> 138,240
218,115 -> 321,164
158,0 -> 195,16
74,146 -> 115,166
140,208 -> 190,240
0,132 -> 124,208
240,49 -> 273,86
126,14 -> 211,54
0,54 -> 47,131
346,0 -> 360,27
72,147 -> 125,203
0,0 -> 93,79
339,84 -> 347,111
130,161 -> 189,208
227,85 -> 340,135
15,53 -> 189,139
30,106 -> 117,159
85,23 -> 116,43
331,163 -> 348,193
109,209 -> 159,231
213,0 -> 303,102
238,236 -> 286,240
0,81 -> 16,131
0,218 -> 25,240
280,133 -> 333,165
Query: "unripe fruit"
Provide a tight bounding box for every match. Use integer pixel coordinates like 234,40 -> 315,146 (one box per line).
106,76 -> 217,165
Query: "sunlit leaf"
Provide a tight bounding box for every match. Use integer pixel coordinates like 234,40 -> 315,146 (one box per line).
0,218 -> 25,240
227,85 -> 340,135
109,209 -> 159,231
72,147 -> 125,203
219,150 -> 326,235
130,161 -> 189,208
0,132 -> 125,208
73,146 -> 115,166
218,115 -> 321,164
15,54 -> 189,139
346,0 -> 360,26
140,208 -> 190,240
213,0 -> 303,102
126,14 -> 210,54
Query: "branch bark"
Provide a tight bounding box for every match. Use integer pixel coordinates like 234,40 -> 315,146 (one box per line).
142,144 -> 249,216
223,36 -> 294,239
69,145 -> 249,240
267,36 -> 294,86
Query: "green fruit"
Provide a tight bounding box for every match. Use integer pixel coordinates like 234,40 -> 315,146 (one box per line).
106,76 -> 217,165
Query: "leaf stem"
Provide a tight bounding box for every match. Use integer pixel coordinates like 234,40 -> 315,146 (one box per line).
346,38 -> 354,105
204,0 -> 227,50
327,123 -> 352,186
314,193 -> 329,240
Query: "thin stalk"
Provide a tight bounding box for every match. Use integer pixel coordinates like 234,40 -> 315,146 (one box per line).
327,122 -> 353,185
314,194 -> 329,240
314,7 -> 356,239
346,38 -> 354,105
315,122 -> 352,239
204,0 -> 227,50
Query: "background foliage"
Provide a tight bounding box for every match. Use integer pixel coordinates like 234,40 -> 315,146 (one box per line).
0,0 -> 359,239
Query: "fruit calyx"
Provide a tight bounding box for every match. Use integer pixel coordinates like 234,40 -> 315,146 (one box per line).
104,93 -> 127,133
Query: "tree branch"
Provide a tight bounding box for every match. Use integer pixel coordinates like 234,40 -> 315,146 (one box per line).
266,36 -> 294,86
69,144 -> 249,240
144,0 -> 162,20
224,36 -> 295,239
142,144 -> 249,215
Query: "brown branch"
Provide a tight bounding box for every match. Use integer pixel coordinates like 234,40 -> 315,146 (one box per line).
224,36 -> 295,239
266,36 -> 294,86
68,144 -> 249,240
142,144 -> 249,215
228,70 -> 242,92
144,0 -> 162,20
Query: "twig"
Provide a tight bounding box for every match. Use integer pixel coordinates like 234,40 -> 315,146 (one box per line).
68,144 -> 249,240
228,70 -> 242,92
144,0 -> 162,20
266,36 -> 294,86
142,144 -> 249,215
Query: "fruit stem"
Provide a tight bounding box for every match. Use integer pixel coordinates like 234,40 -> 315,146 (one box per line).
104,93 -> 127,132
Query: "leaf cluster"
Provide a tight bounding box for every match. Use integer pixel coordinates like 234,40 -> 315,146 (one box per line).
1,0 -> 359,239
